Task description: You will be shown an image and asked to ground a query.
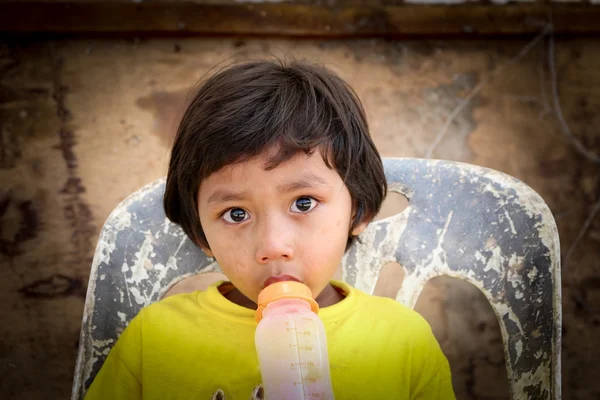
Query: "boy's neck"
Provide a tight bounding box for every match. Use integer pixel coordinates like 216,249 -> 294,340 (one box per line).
223,282 -> 346,310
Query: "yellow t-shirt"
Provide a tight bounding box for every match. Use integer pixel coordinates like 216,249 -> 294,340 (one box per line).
85,280 -> 455,399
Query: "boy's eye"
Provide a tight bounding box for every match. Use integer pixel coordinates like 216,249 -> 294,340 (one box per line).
290,197 -> 318,213
222,208 -> 249,223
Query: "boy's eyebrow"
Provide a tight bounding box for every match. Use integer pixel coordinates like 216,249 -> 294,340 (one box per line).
276,173 -> 330,194
206,190 -> 248,206
206,174 -> 330,206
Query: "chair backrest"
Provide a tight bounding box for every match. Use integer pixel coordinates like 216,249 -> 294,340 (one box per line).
72,158 -> 561,400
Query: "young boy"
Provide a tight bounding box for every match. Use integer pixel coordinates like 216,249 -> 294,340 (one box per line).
85,59 -> 455,399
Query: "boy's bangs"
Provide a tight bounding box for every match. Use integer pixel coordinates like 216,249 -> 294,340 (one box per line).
209,88 -> 342,177
261,135 -> 335,172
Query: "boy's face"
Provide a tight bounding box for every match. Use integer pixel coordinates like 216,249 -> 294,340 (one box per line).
197,147 -> 367,306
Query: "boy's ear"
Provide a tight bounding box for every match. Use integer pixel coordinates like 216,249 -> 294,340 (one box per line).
201,247 -> 214,258
351,220 -> 369,237
350,203 -> 370,236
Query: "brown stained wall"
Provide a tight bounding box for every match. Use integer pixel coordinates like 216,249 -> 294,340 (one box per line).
0,36 -> 599,399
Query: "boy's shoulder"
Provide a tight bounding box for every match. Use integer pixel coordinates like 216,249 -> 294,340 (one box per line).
352,288 -> 446,363
138,290 -> 202,321
351,286 -> 433,332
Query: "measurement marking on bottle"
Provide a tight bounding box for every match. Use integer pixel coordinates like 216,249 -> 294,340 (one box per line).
288,344 -> 314,350
290,362 -> 306,367
293,381 -> 314,387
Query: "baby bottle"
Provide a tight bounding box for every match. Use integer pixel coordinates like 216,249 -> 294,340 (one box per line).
255,281 -> 335,400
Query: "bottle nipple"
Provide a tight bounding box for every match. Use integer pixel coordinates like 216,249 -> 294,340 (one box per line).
255,281 -> 319,322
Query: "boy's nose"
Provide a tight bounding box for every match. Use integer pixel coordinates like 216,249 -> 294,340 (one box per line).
255,239 -> 294,263
255,220 -> 295,264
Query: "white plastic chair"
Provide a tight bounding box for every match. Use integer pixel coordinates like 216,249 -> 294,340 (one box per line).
72,158 -> 561,399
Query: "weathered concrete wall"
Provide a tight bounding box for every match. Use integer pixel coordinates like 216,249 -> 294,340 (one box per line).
0,35 -> 598,399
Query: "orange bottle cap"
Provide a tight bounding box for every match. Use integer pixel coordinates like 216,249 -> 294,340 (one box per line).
255,281 -> 319,322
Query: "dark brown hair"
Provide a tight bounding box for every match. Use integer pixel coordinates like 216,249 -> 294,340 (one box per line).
164,58 -> 386,251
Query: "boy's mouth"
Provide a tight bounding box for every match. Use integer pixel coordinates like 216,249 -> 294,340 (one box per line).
263,275 -> 301,288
